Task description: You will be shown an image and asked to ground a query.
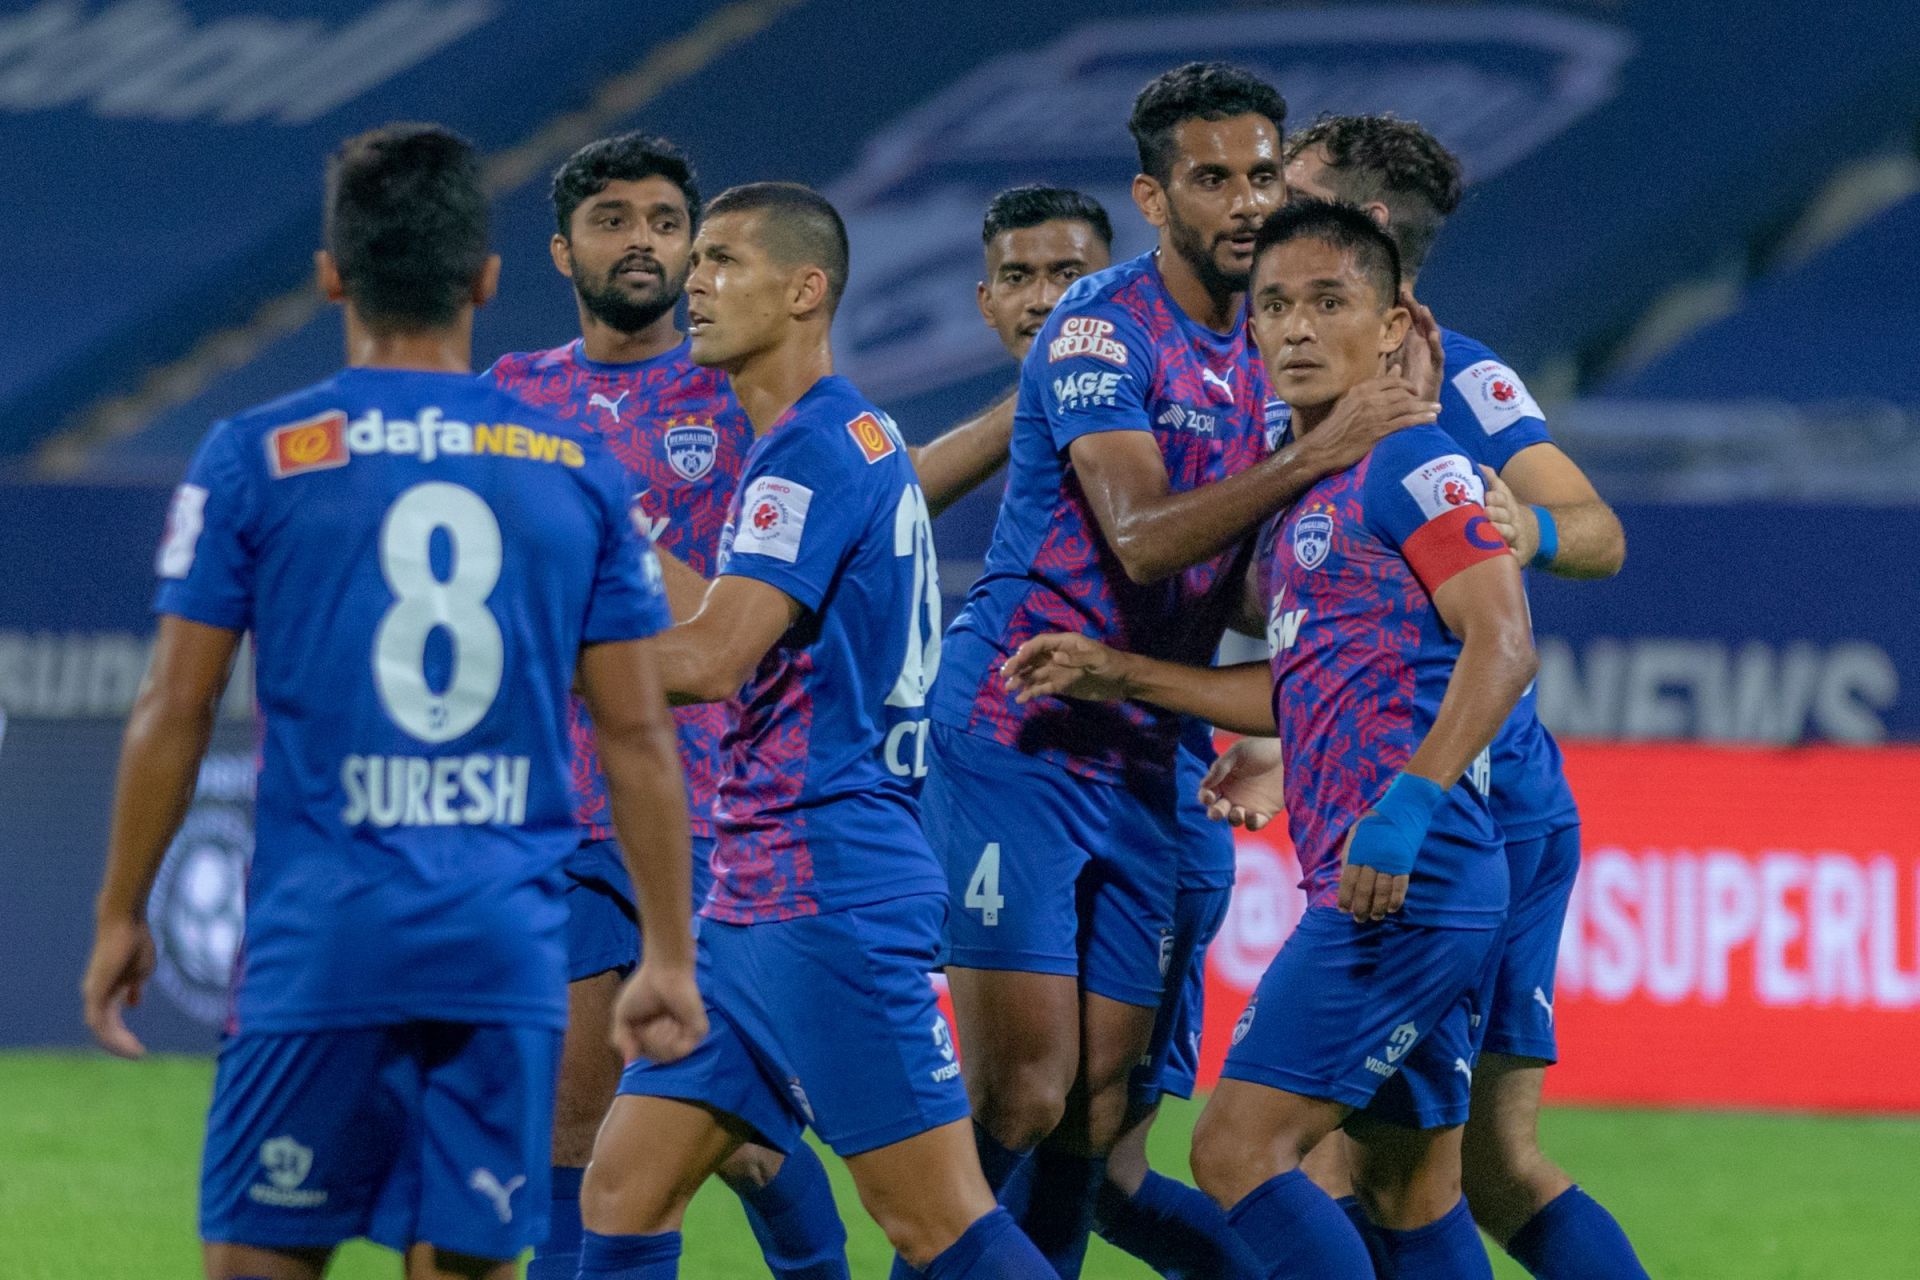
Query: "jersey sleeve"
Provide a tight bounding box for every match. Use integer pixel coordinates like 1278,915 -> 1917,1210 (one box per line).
582,455 -> 673,645
153,421 -> 259,631
1034,293 -> 1156,449
719,422 -> 864,613
1444,351 -> 1551,472
1363,429 -> 1511,597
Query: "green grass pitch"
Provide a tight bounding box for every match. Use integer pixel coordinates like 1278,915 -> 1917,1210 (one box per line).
3,1052 -> 1913,1278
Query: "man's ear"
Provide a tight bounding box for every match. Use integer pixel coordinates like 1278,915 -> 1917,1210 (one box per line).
1364,201 -> 1391,231
550,233 -> 575,281
473,255 -> 501,308
790,264 -> 831,320
1132,172 -> 1167,231
977,280 -> 994,328
315,250 -> 346,303
1379,301 -> 1412,354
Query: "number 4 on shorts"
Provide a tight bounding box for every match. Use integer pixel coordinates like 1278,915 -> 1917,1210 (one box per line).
965,842 -> 1005,926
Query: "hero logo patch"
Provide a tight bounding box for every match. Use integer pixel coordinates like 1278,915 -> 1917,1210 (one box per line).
1451,359 -> 1541,435
663,422 -> 718,482
266,410 -> 348,478
1400,453 -> 1483,522
846,411 -> 897,464
1292,512 -> 1333,569
1053,370 -> 1124,412
732,475 -> 813,564
1047,316 -> 1128,366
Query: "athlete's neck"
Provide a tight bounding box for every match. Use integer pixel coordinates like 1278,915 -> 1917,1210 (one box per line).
343,309 -> 473,374
1290,400 -> 1335,437
578,304 -> 683,364
1155,245 -> 1242,334
726,332 -> 835,437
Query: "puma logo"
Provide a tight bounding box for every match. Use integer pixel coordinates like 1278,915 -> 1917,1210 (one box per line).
589,389 -> 630,421
1533,987 -> 1555,1025
1454,1057 -> 1473,1083
469,1169 -> 526,1223
1201,368 -> 1234,402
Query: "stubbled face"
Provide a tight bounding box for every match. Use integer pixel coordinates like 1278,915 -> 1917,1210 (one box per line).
1158,113 -> 1286,292
559,176 -> 692,332
684,210 -> 792,370
978,219 -> 1111,359
1250,237 -> 1406,410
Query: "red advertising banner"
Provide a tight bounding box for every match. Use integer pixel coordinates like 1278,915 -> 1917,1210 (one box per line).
1196,745 -> 1920,1112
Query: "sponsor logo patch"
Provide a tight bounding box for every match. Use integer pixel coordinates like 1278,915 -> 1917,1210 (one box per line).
1048,315 -> 1128,366
1054,370 -> 1125,412
732,475 -> 813,564
156,483 -> 209,578
266,410 -> 348,478
846,411 -> 897,463
1451,359 -> 1542,435
1400,453 -> 1484,522
1155,403 -> 1218,436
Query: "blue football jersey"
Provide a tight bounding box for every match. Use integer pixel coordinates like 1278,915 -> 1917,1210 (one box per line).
1436,328 -> 1580,840
703,375 -> 945,924
153,367 -> 671,1033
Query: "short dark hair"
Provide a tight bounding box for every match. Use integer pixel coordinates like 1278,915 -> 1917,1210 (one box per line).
1252,198 -> 1401,306
1128,61 -> 1287,183
981,185 -> 1113,248
705,182 -> 850,310
1284,115 -> 1462,273
552,132 -> 701,237
325,122 -> 488,332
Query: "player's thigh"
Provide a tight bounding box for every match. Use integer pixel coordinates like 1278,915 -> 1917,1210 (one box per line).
1482,824 -> 1579,1062
1190,1077 -> 1349,1209
1345,1113 -> 1467,1230
843,1115 -> 997,1267
1054,991 -> 1160,1155
404,1023 -> 562,1263
946,965 -> 1080,1137
924,723 -> 1098,982
554,968 -> 624,1162
584,1094 -> 745,1234
203,1243 -> 331,1280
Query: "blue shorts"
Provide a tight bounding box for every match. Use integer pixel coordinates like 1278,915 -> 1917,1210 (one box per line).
1481,823 -> 1579,1062
1131,882 -> 1233,1106
924,723 -> 1181,1007
200,1023 -> 561,1258
619,892 -> 970,1157
566,836 -> 717,982
1222,908 -> 1500,1129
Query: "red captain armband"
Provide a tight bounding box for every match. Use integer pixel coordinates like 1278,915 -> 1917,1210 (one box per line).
1402,504 -> 1510,595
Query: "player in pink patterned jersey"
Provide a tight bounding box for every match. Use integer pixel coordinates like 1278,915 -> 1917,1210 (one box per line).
484,134 -> 849,1280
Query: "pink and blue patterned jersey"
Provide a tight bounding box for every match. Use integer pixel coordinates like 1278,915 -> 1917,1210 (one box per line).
154,368 -> 670,1033
1262,423 -> 1514,927
487,338 -> 750,841
1434,327 -> 1580,840
704,375 -> 945,925
932,251 -> 1273,789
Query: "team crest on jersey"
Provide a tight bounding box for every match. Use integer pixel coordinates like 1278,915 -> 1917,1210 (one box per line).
266,410 -> 348,478
1293,512 -> 1334,569
664,422 -> 718,481
1232,998 -> 1258,1046
846,411 -> 897,463
1263,399 -> 1292,449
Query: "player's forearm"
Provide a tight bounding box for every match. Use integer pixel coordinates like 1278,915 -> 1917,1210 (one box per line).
1403,621 -> 1536,789
1101,442 -> 1339,585
656,549 -> 709,623
1537,499 -> 1625,579
598,719 -> 696,968
649,617 -> 760,707
96,687 -> 216,921
912,393 -> 1015,518
1117,656 -> 1276,736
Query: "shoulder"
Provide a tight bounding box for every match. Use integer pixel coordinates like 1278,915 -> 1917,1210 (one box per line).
212,377 -> 360,477
486,343 -> 575,383
1441,329 -> 1543,429
1363,424 -> 1484,516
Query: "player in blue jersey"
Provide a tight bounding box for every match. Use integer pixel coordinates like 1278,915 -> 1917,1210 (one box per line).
78,124 -> 704,1280
570,182 -> 1057,1280
1004,203 -> 1537,1278
1262,116 -> 1641,1280
487,132 -> 851,1280
925,64 -> 1442,1279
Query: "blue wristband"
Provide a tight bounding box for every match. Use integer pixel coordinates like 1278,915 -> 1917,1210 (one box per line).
1346,773 -> 1446,876
1529,505 -> 1559,568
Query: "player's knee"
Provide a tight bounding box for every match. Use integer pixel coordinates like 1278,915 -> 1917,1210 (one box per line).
579,1147 -> 683,1236
1190,1105 -> 1288,1210
716,1143 -> 784,1195
856,1184 -> 981,1268
1354,1154 -> 1461,1232
970,1061 -> 1071,1152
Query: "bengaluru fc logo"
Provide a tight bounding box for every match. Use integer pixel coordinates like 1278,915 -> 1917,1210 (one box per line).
664,422 -> 718,482
1293,512 -> 1334,569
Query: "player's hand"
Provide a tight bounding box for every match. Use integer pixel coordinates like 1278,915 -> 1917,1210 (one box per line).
81,916 -> 156,1059
1479,464 -> 1537,562
1001,632 -> 1134,704
1336,826 -> 1410,923
1299,376 -> 1440,474
1198,738 -> 1286,829
611,959 -> 708,1065
1387,292 -> 1446,402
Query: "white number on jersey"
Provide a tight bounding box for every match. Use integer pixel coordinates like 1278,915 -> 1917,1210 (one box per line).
885,483 -> 942,708
372,482 -> 505,744
965,842 -> 1005,926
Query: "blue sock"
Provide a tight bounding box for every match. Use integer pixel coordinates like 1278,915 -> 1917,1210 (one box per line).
1095,1169 -> 1263,1279
1015,1148 -> 1105,1279
1225,1169 -> 1374,1279
736,1142 -> 851,1280
578,1228 -> 681,1278
923,1207 -> 1056,1280
976,1122 -> 1035,1198
526,1165 -> 585,1279
1336,1194 -> 1392,1275
1376,1197 -> 1492,1278
1506,1186 -> 1650,1280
